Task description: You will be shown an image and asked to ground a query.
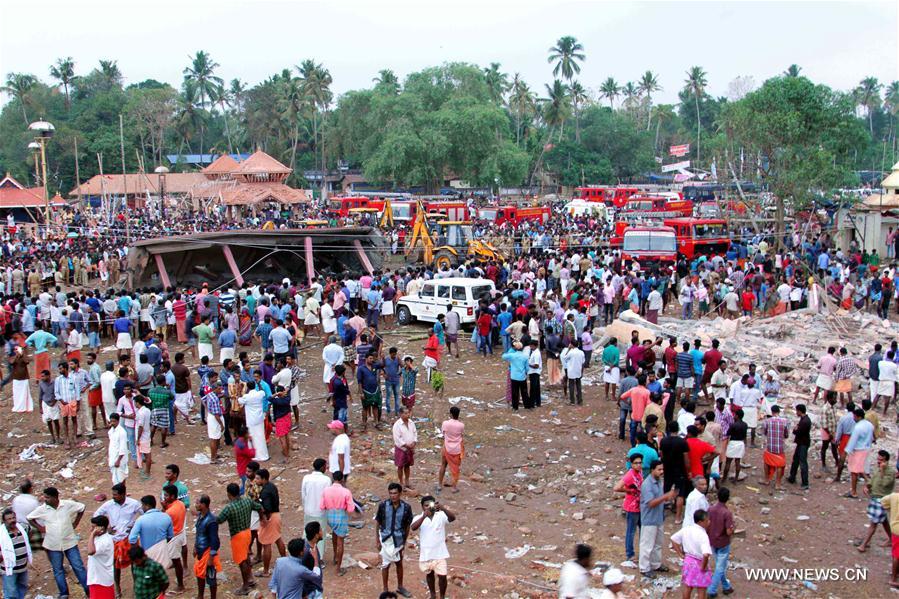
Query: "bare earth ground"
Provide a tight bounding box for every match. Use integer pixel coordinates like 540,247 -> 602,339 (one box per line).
0,316 -> 894,599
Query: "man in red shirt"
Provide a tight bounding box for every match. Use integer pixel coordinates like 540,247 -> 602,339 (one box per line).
685,424 -> 718,478
476,311 -> 493,357
740,288 -> 756,317
701,339 -> 723,404
663,336 -> 678,388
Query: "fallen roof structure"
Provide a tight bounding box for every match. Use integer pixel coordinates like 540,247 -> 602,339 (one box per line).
128,227 -> 388,289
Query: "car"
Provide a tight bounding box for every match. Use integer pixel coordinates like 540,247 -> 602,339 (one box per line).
396,277 -> 496,326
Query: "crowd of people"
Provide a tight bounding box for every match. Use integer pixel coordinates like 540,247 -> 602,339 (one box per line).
0,198 -> 896,598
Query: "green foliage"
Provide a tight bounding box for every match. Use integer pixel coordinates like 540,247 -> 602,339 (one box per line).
721,76 -> 868,211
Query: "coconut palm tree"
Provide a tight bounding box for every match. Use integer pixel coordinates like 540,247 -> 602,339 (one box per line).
621,81 -> 640,114
568,81 -> 588,142
884,81 -> 899,153
484,62 -> 510,105
174,84 -> 206,156
543,79 -> 570,141
652,104 -> 676,150
509,74 -> 536,146
1,73 -> 37,125
97,60 -> 123,88
638,70 -> 662,130
784,64 -> 802,77
183,51 -> 224,110
49,57 -> 76,110
854,76 -> 882,135
684,66 -> 708,163
547,36 -> 585,82
373,69 -> 400,94
211,83 -> 235,155
297,60 -> 333,198
599,77 -> 621,110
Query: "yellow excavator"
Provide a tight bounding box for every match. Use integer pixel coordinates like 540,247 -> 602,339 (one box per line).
404,201 -> 503,269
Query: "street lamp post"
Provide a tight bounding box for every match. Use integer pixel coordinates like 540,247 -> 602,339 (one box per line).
154,166 -> 169,220
28,120 -> 55,228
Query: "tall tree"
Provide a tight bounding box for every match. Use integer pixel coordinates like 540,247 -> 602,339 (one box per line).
854,76 -> 882,135
569,81 -> 588,142
884,81 -> 899,153
509,74 -> 535,146
49,57 -> 76,110
297,59 -> 333,198
599,77 -> 620,110
543,80 -> 570,141
211,83 -> 235,155
684,66 -> 708,163
98,60 -> 123,88
183,51 -> 223,110
483,63 -> 510,105
638,70 -> 662,130
1,73 -> 37,125
373,69 -> 400,94
784,64 -> 802,77
621,81 -> 640,114
547,36 -> 585,82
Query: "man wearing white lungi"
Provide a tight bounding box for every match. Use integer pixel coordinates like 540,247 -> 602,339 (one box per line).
10,346 -> 32,413
107,413 -> 129,484
239,383 -> 269,461
322,336 -> 344,387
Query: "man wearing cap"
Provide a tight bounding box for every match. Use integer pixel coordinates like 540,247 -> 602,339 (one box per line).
328,420 -> 352,480
600,567 -> 626,598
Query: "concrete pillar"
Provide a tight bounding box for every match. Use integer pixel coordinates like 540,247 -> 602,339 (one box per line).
354,239 -> 374,275
304,237 -> 315,283
222,245 -> 244,287
153,254 -> 171,289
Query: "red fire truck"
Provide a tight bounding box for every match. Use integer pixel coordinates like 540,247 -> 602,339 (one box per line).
619,195 -> 692,218
475,205 -> 551,226
662,218 -> 731,259
621,225 -> 678,264
425,200 -> 470,221
575,186 -> 640,208
328,196 -> 373,217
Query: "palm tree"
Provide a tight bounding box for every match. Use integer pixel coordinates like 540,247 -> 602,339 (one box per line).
621,82 -> 640,113
183,51 -> 224,110
49,57 -> 76,109
684,66 -> 708,163
569,81 -> 588,142
373,69 -> 400,94
1,73 -> 37,125
884,81 -> 899,153
280,75 -> 307,178
484,63 -> 510,105
543,80 -> 570,141
174,84 -> 206,156
98,60 -> 123,88
638,70 -> 662,130
855,76 -> 882,135
599,77 -> 620,110
652,104 -> 676,150
211,83 -> 235,155
547,36 -> 585,82
296,60 -> 333,199
784,64 -> 802,77
509,74 -> 536,146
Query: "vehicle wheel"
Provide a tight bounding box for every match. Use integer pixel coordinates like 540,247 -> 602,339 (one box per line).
397,305 -> 413,326
434,250 -> 454,270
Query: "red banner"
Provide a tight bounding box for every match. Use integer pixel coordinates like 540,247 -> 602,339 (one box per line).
669,144 -> 690,157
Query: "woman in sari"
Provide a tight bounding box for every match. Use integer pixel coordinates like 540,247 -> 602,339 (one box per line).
238,307 -> 253,346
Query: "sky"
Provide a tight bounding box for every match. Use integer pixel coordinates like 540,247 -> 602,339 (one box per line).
1,0 -> 897,105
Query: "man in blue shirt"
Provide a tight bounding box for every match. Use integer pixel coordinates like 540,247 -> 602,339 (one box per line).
269,320 -> 293,360
128,495 -> 174,555
639,460 -> 678,578
193,494 -> 220,598
383,347 -> 402,415
357,351 -> 384,432
689,339 -> 705,400
268,538 -> 322,599
503,342 -> 530,411
497,305 -> 512,352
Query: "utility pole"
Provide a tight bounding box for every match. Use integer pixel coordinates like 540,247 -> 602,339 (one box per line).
74,136 -> 82,209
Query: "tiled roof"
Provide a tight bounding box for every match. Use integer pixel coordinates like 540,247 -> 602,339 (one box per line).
233,150 -> 291,175
202,154 -> 240,175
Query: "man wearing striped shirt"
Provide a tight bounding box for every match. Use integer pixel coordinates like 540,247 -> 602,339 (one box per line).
834,347 -> 858,405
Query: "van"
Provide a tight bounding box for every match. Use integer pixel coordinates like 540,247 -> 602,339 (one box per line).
396,277 -> 495,326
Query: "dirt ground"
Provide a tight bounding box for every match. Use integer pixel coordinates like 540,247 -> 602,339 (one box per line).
1,314 -> 894,599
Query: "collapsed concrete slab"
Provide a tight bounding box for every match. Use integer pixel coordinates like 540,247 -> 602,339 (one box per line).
127,227 -> 388,288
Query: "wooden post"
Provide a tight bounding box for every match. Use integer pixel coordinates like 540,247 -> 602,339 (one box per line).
73,136 -> 82,209
120,114 -> 130,243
